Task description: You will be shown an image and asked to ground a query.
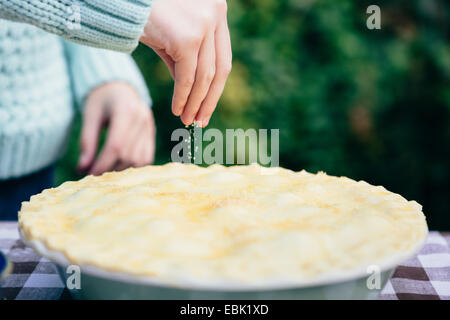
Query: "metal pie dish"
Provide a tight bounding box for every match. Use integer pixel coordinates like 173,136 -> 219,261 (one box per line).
20,228 -> 427,300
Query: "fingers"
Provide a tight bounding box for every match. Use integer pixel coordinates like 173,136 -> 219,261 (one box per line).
78,97 -> 104,171
146,113 -> 156,164
89,145 -> 119,176
154,48 -> 175,78
132,135 -> 149,167
81,82 -> 157,176
128,113 -> 155,167
114,161 -> 130,172
141,0 -> 231,125
113,123 -> 155,172
172,43 -> 200,117
91,107 -> 155,175
180,31 -> 216,126
195,18 -> 232,127
118,113 -> 144,163
89,109 -> 129,175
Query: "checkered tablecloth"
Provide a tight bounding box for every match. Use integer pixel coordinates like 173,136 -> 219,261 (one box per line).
1,222 -> 449,300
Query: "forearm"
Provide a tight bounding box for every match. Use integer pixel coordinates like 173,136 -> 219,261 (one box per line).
0,0 -> 152,52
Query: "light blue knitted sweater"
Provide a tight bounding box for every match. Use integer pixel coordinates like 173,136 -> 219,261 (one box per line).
0,1 -> 153,179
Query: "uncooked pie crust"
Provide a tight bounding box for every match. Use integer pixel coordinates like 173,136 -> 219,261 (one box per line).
19,163 -> 427,285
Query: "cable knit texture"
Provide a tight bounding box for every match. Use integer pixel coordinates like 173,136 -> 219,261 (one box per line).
0,0 -> 153,52
0,20 -> 151,179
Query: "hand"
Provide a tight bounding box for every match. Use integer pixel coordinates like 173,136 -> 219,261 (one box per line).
140,0 -> 232,127
77,82 -> 156,176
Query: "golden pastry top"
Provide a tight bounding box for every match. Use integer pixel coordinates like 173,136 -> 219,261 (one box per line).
19,163 -> 427,285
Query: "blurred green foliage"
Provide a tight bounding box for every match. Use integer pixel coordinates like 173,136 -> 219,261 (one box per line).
57,0 -> 450,229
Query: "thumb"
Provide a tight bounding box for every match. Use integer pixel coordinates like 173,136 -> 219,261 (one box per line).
78,100 -> 104,171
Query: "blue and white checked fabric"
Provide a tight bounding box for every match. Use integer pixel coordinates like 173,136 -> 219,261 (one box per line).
1,222 -> 449,300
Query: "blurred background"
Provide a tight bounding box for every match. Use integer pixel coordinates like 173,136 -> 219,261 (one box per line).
56,0 -> 450,230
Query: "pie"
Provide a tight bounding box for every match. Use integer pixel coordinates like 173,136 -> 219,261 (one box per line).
19,163 -> 427,285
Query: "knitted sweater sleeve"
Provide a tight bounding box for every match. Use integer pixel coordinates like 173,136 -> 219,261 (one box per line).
0,0 -> 152,53
63,40 -> 151,109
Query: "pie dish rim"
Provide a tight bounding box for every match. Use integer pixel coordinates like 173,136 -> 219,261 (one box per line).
20,227 -> 427,291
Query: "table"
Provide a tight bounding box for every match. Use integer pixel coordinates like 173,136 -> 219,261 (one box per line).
1,222 -> 449,300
